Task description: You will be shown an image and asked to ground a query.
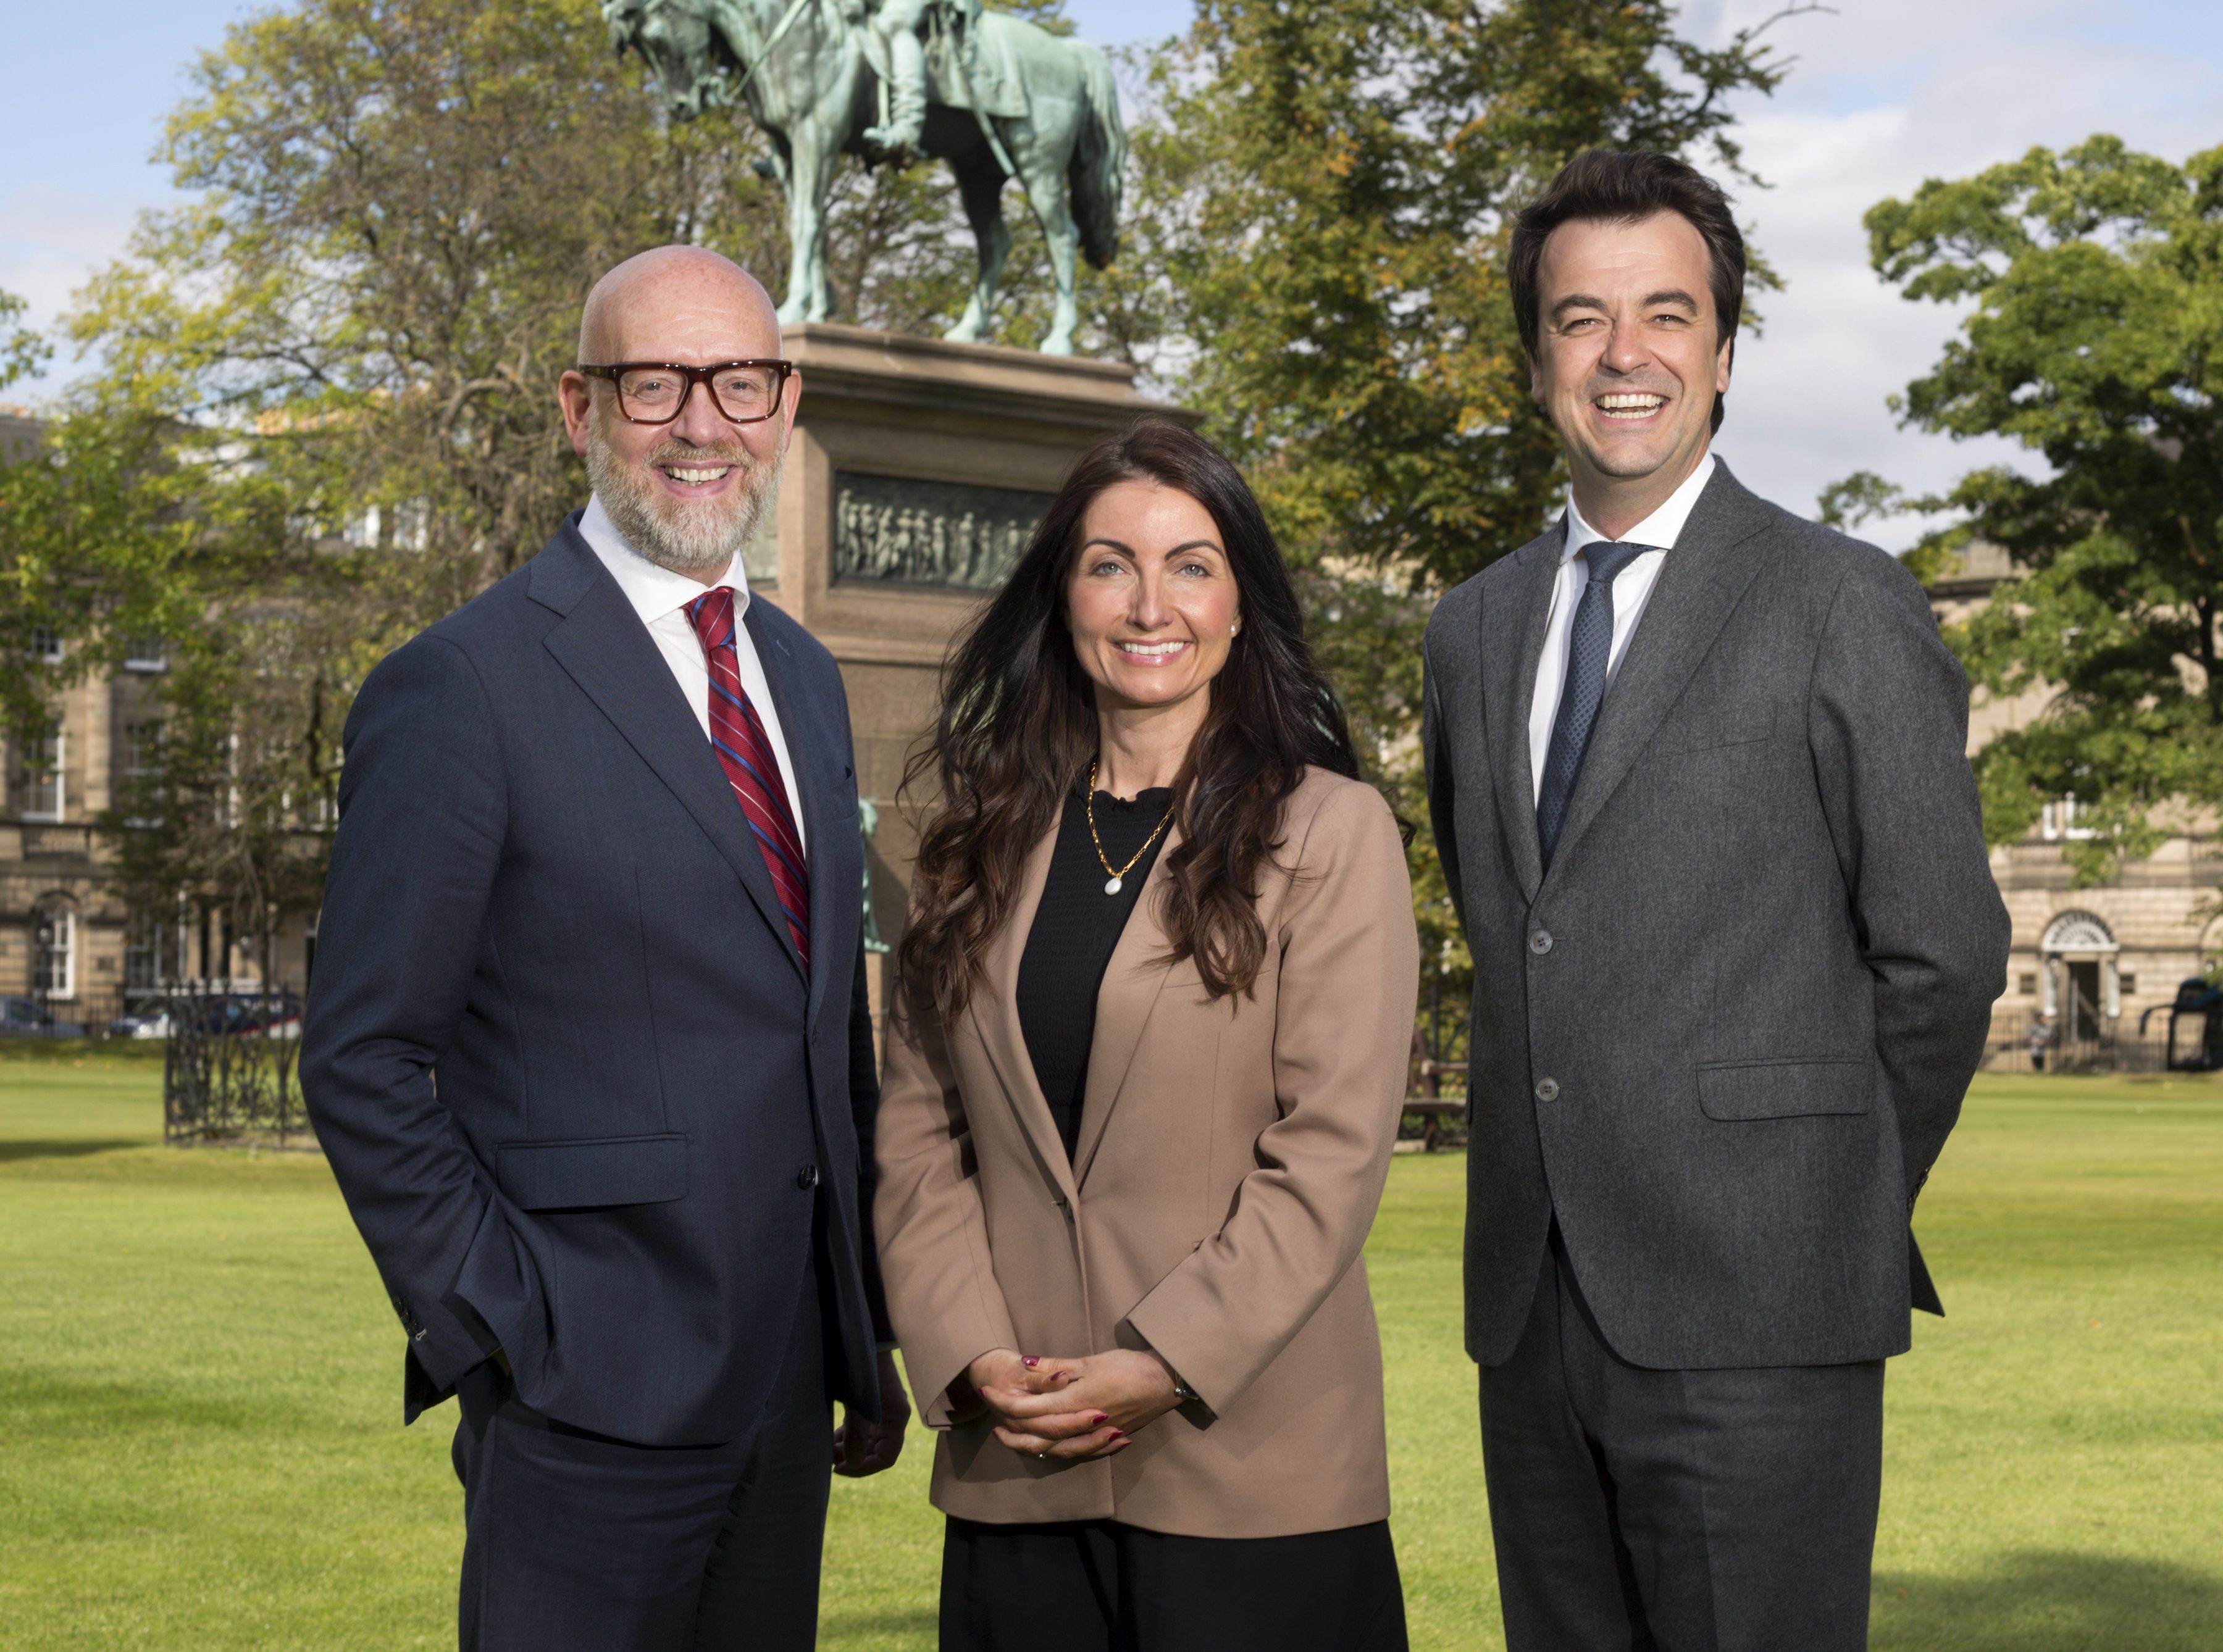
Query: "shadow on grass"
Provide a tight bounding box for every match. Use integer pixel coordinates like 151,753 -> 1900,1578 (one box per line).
1873,1550 -> 2223,1651
2,1368 -> 274,1438
821,1609 -> 937,1645
0,1137 -> 148,1163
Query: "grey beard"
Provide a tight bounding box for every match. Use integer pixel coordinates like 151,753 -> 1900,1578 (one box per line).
585,428 -> 784,577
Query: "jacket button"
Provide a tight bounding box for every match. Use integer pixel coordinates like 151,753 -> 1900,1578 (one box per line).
795,1164 -> 819,1190
1534,1077 -> 1560,1103
1528,928 -> 1554,955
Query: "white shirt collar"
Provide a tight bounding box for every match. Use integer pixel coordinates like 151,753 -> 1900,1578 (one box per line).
577,494 -> 748,627
1560,451 -> 1717,564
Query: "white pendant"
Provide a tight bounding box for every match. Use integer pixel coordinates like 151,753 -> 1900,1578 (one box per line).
1104,875 -> 1124,895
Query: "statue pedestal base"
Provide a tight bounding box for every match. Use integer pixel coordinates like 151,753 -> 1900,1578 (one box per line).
751,323 -> 1192,1010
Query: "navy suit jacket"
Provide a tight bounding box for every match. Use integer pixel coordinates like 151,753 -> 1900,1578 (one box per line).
301,513 -> 890,1447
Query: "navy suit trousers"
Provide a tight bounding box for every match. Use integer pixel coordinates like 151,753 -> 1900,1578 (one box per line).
1479,1229 -> 1884,1652
453,1248 -> 830,1652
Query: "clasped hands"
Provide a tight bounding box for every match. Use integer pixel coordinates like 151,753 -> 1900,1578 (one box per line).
966,1346 -> 1183,1462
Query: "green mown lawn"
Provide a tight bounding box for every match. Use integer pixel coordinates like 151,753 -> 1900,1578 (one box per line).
2,1049 -> 2217,1649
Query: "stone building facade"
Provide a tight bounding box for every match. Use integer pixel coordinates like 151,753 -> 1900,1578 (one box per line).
0,620 -> 182,1032
4,335 -> 1179,1037
1,409 -> 305,1032
1930,541 -> 2217,1064
0,406 -> 132,1030
31,356 -> 2180,1059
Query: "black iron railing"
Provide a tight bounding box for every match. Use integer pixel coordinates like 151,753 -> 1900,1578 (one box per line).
162,987 -> 308,1146
1405,988 -> 1472,1151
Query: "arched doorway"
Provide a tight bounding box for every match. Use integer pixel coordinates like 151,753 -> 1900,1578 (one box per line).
2040,909 -> 2119,1046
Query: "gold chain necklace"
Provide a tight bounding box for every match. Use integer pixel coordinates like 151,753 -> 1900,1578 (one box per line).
1085,760 -> 1176,896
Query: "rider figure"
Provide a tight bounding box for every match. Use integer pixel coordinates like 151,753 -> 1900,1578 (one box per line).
858,0 -> 981,157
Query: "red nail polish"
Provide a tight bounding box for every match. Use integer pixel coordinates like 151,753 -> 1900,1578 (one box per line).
1054,1370 -> 1074,1382
1109,1432 -> 1128,1443
1091,1414 -> 1110,1426
1021,1356 -> 1039,1369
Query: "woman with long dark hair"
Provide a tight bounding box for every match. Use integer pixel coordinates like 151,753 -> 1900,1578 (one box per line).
875,419 -> 1420,1650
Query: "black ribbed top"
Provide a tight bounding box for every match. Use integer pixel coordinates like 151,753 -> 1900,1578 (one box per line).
1016,785 -> 1175,1161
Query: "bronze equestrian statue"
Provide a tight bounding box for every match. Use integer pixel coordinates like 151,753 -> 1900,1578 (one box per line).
605,0 -> 1126,354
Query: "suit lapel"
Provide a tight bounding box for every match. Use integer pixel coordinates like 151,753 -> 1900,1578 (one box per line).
743,599 -> 845,1020
968,826 -> 1080,1204
1486,526 -> 1566,906
1071,825 -> 1186,1187
1543,466 -> 1772,878
534,533 -> 804,983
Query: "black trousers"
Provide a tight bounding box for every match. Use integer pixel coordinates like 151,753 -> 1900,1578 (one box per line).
451,1258 -> 831,1652
939,1514 -> 1409,1652
1478,1229 -> 1884,1652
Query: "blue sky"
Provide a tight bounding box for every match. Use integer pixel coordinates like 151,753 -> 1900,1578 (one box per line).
5,0 -> 2222,546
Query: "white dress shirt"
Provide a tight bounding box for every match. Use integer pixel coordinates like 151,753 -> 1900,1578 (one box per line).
1527,453 -> 1717,806
577,495 -> 808,855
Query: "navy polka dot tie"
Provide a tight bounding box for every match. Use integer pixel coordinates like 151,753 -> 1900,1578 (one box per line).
1536,541 -> 1654,870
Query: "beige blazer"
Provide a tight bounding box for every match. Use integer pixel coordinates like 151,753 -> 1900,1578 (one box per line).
875,767 -> 1420,1538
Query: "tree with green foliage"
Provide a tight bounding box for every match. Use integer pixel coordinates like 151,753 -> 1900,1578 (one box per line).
0,385 -> 333,982
72,0 -> 788,598
1114,0 -> 1808,1051
58,0 -> 1058,974
50,0 -> 1797,1017
1843,136 -> 2223,883
0,411 -> 220,735
0,289 -> 212,747
65,0 -> 1100,613
106,581 -> 361,990
1134,0 -> 1806,588
0,290 -> 47,392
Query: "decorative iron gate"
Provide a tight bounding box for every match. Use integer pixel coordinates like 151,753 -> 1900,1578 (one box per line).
162,987 -> 309,1146
1404,978 -> 1471,1151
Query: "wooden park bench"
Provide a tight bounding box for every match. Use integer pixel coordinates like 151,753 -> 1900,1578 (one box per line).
1404,1033 -> 1468,1152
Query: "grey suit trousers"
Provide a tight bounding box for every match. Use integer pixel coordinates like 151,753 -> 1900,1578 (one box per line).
1480,1231 -> 1883,1652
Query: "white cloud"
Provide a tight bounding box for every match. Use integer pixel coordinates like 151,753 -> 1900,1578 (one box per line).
8,0 -> 2221,511
1696,0 -> 2223,545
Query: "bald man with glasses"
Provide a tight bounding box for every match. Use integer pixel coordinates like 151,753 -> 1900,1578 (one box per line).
303,246 -> 909,1651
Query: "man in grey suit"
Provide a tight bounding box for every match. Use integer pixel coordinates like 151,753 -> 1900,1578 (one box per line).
1421,150 -> 2009,1651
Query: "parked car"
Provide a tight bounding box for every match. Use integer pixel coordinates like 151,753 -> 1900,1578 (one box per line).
98,991 -> 303,1041
0,996 -> 85,1039
195,993 -> 304,1039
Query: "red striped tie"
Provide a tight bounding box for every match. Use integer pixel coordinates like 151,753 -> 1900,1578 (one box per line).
685,588 -> 810,970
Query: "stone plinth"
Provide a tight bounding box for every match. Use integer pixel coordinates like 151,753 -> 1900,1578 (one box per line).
749,324 -> 1192,1013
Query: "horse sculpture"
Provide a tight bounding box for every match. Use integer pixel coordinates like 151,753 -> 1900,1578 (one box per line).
605,0 -> 1125,355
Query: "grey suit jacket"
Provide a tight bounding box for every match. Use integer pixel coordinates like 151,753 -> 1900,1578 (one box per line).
1422,462 -> 2009,1370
